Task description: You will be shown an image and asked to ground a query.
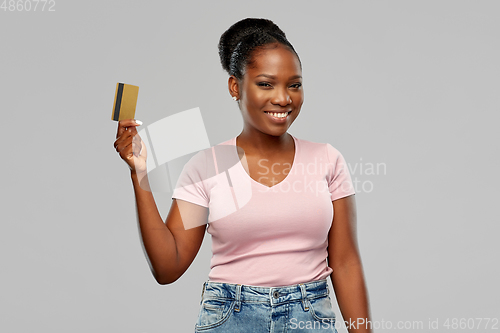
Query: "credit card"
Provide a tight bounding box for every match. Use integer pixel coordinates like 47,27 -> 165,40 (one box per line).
111,82 -> 139,121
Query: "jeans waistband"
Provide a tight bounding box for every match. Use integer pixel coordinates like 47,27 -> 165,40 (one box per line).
201,279 -> 329,310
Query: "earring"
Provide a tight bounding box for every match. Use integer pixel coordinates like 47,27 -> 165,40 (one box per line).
232,96 -> 238,101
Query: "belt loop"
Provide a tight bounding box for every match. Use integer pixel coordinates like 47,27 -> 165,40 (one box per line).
234,284 -> 242,312
299,283 -> 309,311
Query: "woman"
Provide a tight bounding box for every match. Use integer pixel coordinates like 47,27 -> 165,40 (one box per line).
114,18 -> 371,333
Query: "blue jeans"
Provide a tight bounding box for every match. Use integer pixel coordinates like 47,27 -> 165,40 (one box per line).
195,278 -> 338,332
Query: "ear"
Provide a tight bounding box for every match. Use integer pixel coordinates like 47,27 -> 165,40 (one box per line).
228,75 -> 240,100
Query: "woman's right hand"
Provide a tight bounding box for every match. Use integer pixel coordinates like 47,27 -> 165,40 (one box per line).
114,119 -> 147,174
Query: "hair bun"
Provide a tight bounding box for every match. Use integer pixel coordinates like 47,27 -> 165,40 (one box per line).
218,18 -> 287,74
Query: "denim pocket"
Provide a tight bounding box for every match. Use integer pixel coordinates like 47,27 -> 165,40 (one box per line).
195,297 -> 235,331
308,295 -> 336,323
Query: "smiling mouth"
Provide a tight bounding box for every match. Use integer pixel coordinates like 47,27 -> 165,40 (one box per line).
264,111 -> 292,119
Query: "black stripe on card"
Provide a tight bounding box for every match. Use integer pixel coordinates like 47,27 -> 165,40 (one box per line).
113,83 -> 124,121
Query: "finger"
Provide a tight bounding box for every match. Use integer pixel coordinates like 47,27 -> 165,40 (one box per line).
116,119 -> 142,139
116,119 -> 136,139
113,128 -> 134,151
117,139 -> 132,155
123,143 -> 137,170
117,129 -> 138,151
119,142 -> 138,170
114,119 -> 143,151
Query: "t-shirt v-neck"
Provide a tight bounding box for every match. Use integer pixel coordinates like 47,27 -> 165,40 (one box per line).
233,135 -> 298,190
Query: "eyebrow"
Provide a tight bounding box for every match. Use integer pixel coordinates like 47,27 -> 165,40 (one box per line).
255,74 -> 302,80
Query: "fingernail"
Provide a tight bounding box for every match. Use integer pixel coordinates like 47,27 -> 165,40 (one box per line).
135,119 -> 143,126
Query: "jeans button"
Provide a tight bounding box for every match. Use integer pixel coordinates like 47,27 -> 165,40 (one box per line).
273,291 -> 279,299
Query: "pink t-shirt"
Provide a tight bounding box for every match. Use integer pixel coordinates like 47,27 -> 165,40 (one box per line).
171,134 -> 355,287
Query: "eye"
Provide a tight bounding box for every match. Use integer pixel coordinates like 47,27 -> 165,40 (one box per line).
290,83 -> 302,89
257,82 -> 272,87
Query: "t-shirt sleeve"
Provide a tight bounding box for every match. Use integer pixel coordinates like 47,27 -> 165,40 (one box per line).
325,143 -> 356,201
171,149 -> 210,208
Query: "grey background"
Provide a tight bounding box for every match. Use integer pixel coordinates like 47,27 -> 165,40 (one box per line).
1,0 -> 499,332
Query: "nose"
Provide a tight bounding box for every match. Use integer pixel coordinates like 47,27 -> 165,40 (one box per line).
271,87 -> 292,106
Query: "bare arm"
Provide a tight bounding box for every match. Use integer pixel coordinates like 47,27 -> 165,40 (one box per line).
114,119 -> 206,285
327,195 -> 372,333
130,172 -> 207,285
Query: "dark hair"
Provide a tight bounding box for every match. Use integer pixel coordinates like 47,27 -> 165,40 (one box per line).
218,18 -> 301,80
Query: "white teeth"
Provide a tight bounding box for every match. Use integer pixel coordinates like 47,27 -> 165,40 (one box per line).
266,112 -> 289,118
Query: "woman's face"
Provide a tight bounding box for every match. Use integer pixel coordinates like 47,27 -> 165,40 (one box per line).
231,43 -> 304,138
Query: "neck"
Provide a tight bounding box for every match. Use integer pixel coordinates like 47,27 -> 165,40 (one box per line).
236,129 -> 292,154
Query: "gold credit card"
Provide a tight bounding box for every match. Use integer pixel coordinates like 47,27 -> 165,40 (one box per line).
111,82 -> 139,121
